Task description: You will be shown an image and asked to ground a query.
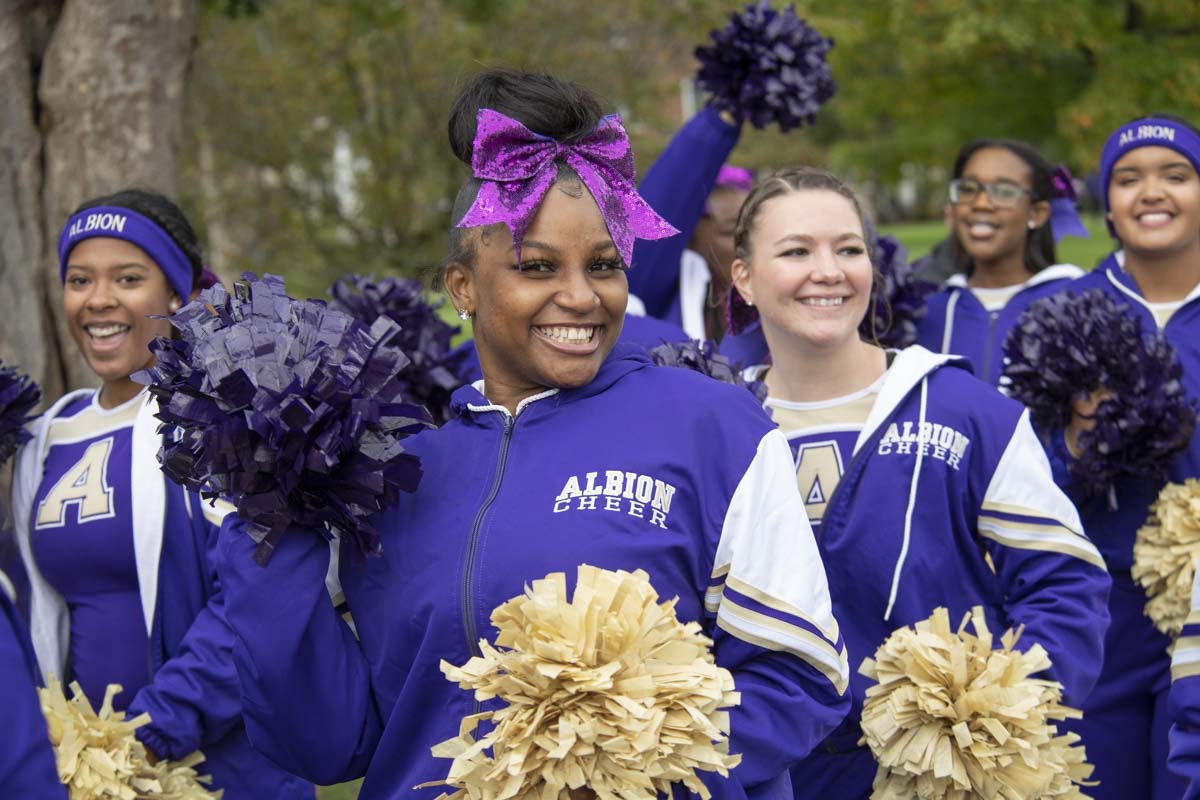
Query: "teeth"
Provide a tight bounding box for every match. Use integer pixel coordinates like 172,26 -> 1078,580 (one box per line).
801,297 -> 844,307
86,324 -> 130,338
1139,212 -> 1172,224
969,223 -> 997,236
539,326 -> 595,343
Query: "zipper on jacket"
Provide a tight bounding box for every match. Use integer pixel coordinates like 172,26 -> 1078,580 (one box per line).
462,415 -> 516,665
980,310 -> 999,382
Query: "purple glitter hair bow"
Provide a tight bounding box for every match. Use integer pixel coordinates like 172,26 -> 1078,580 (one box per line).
456,108 -> 678,267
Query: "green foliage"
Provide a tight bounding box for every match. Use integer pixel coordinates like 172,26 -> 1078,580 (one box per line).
181,1 -> 1200,297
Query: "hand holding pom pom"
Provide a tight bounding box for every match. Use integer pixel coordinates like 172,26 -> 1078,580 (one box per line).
0,360 -> 40,467
859,607 -> 1094,799
327,274 -> 465,426
1002,289 -> 1197,499
649,339 -> 766,402
424,565 -> 741,799
135,273 -> 431,563
39,676 -> 221,799
695,2 -> 836,132
1133,480 -> 1200,637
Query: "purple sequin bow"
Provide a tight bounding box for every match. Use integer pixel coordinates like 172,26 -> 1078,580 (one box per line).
456,108 -> 679,267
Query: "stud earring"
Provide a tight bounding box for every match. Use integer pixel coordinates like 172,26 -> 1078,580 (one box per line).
458,308 -> 471,321
745,299 -> 754,307
169,300 -> 181,312
1027,221 -> 1038,229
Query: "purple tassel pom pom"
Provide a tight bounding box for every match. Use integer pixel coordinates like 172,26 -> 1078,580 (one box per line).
860,233 -> 936,349
136,273 -> 431,563
0,362 -> 40,467
695,1 -> 836,132
328,274 -> 465,425
649,339 -> 767,403
1002,289 -> 1197,497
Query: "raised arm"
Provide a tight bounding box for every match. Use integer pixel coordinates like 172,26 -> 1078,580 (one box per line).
628,106 -> 740,317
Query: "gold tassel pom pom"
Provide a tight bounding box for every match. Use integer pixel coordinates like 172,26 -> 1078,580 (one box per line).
38,676 -> 223,799
858,607 -> 1094,799
1133,479 -> 1200,637
424,564 -> 741,800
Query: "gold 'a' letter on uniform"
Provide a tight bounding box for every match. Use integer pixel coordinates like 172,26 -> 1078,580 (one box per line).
35,438 -> 115,528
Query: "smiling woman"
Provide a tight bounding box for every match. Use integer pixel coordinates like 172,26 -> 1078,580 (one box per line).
8,190 -> 315,799
216,69 -> 853,800
730,167 -> 1110,799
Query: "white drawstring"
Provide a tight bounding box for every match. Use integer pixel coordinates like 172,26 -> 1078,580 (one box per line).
940,291 -> 959,354
884,377 -> 929,621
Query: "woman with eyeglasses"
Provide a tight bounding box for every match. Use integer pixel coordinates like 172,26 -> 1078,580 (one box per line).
915,140 -> 1085,385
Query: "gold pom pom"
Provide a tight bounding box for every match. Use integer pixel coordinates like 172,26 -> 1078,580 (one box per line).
858,607 -> 1094,799
1133,479 -> 1200,637
38,676 -> 223,799
424,564 -> 741,799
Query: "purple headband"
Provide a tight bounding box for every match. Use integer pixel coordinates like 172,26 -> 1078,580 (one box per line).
1099,117 -> 1200,236
58,206 -> 194,301
1049,165 -> 1089,243
716,165 -> 756,194
456,108 -> 678,266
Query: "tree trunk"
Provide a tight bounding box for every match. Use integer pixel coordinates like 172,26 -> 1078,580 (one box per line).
0,0 -> 197,398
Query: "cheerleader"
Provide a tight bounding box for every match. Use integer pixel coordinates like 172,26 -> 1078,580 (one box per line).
915,139 -> 1085,385
8,191 -> 313,799
1050,114 -> 1200,800
726,167 -> 1112,798
216,69 -> 850,800
0,569 -> 64,797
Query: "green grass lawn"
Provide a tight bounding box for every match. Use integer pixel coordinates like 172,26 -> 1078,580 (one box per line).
316,780 -> 363,800
880,212 -> 1115,273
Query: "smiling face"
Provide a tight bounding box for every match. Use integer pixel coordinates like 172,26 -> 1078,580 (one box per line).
731,189 -> 872,353
63,237 -> 178,402
446,179 -> 627,408
1108,145 -> 1200,257
950,147 -> 1049,272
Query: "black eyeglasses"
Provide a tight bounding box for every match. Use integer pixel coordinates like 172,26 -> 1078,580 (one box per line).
949,178 -> 1034,207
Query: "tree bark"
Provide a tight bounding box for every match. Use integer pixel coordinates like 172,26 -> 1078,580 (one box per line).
0,0 -> 197,397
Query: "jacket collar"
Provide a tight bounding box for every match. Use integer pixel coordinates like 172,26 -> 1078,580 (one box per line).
945,263 -> 1084,292
854,345 -> 969,453
449,342 -> 653,422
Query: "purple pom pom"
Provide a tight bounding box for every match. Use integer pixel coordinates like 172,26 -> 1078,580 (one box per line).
327,275 -> 465,425
695,1 -> 836,132
649,339 -> 767,403
0,362 -> 40,467
860,233 -> 936,349
1002,289 -> 1197,497
136,273 -> 432,562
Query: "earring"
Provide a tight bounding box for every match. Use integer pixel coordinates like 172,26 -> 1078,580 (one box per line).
169,300 -> 181,312
458,308 -> 471,321
1027,221 -> 1038,230
745,299 -> 754,307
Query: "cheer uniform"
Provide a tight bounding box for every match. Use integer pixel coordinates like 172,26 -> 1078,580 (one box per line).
10,389 -> 314,799
749,346 -> 1111,799
1044,253 -> 1200,800
218,343 -> 850,799
915,264 -> 1084,385
0,570 -> 64,797
627,106 -> 740,326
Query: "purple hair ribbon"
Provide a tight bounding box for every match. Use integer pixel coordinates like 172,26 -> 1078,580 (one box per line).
716,165 -> 756,193
1049,165 -> 1089,244
456,108 -> 679,267
58,206 -> 195,301
1099,117 -> 1200,237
